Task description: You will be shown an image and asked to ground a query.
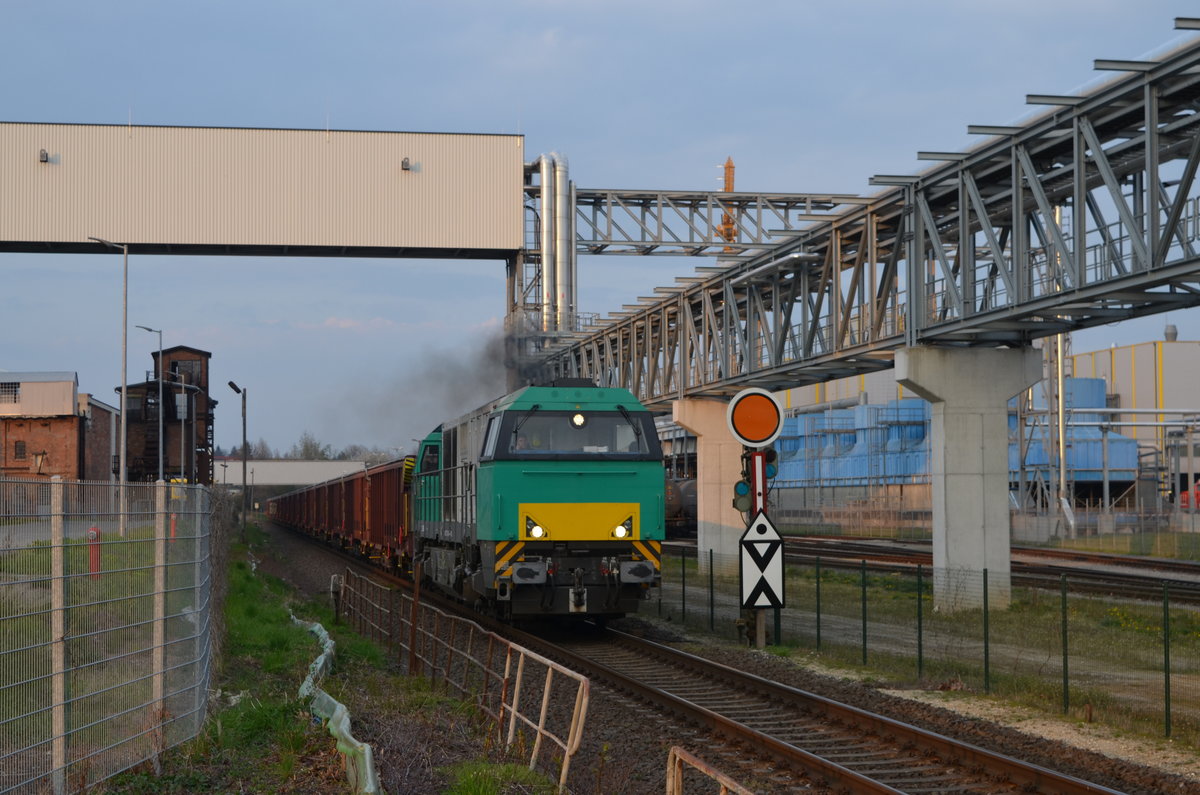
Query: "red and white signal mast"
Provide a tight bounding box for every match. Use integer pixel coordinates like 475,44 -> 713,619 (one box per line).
727,388 -> 785,648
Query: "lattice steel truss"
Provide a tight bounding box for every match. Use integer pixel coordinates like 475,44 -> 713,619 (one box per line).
543,20 -> 1200,408
565,190 -> 869,258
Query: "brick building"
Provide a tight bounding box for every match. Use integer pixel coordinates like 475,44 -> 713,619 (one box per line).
126,345 -> 216,485
0,372 -> 117,481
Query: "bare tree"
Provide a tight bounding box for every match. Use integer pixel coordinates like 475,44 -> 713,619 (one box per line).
286,430 -> 332,460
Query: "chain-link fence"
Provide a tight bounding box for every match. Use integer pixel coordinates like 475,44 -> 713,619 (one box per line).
657,546 -> 1198,743
0,476 -> 214,794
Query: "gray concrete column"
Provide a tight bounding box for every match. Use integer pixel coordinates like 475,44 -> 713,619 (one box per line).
673,398 -> 744,573
896,346 -> 1042,610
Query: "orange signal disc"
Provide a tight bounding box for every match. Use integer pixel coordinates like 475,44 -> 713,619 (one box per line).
728,389 -> 781,446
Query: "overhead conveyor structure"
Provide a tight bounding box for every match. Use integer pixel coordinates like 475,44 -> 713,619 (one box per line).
541,19 -> 1200,403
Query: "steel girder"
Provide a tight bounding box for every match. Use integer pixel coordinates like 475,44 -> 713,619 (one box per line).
544,25 -> 1200,408
558,189 -> 871,258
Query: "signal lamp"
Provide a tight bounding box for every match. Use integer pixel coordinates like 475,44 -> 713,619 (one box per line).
734,480 -> 750,496
732,493 -> 752,512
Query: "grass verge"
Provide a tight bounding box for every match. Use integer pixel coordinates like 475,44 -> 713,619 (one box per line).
105,524 -> 556,794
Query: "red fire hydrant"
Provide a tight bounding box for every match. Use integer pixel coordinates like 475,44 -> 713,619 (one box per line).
87,526 -> 101,579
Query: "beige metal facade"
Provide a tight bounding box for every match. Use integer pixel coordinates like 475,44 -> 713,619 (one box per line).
1072,339 -> 1200,445
0,373 -> 78,417
1,123 -> 524,256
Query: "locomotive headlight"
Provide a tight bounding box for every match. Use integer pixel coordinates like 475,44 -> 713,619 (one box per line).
570,412 -> 587,428
611,517 -> 633,538
526,516 -> 548,539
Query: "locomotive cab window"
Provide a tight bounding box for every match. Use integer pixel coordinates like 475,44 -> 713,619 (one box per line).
500,409 -> 661,460
481,416 -> 501,460
419,444 -> 440,473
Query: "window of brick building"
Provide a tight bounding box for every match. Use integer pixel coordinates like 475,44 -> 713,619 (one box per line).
14,441 -> 26,459
0,383 -> 18,403
171,360 -> 202,384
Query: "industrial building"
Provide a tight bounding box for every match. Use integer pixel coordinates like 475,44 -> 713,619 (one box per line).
1,345 -> 216,485
124,345 -> 217,485
0,372 -> 117,481
656,333 -> 1200,538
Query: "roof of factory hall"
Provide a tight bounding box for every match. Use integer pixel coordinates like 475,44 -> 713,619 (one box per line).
215,459 -> 366,486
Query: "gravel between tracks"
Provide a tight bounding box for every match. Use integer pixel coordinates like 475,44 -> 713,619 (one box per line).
254,522 -> 1198,794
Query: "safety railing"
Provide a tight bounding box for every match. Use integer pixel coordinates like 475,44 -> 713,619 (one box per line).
337,569 -> 588,792
664,746 -> 753,795
0,476 -> 213,794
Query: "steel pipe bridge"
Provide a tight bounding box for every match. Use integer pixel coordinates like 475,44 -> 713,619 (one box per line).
536,18 -> 1200,408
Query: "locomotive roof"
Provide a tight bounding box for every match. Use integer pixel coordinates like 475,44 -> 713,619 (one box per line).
434,383 -> 651,434
497,383 -> 646,412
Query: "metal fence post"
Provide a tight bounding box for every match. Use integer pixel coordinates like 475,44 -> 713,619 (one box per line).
1061,574 -> 1069,715
50,476 -> 66,795
916,563 -> 924,680
983,568 -> 990,694
708,549 -> 714,632
815,557 -> 822,650
153,482 -> 167,762
1164,582 -> 1172,738
680,550 -> 686,623
860,560 -> 867,665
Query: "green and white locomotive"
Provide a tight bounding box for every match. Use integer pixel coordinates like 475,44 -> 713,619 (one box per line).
412,380 -> 665,619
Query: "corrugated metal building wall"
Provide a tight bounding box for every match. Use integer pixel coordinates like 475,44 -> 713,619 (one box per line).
1,123 -> 524,254
1072,340 -> 1200,447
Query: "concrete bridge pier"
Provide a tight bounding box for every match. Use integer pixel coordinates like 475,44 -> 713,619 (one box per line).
672,398 -> 745,574
897,346 -> 1042,611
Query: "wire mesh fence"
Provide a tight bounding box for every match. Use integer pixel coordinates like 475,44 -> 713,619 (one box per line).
0,476 -> 214,794
657,546 -> 1198,742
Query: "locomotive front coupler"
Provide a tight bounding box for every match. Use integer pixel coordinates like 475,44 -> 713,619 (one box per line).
570,567 -> 587,610
540,568 -> 556,610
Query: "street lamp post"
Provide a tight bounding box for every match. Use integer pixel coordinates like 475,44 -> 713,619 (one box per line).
228,381 -> 248,538
89,236 -> 128,536
164,371 -> 188,481
136,325 -> 164,482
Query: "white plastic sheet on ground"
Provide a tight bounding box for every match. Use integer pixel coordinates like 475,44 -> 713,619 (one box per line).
291,613 -> 384,795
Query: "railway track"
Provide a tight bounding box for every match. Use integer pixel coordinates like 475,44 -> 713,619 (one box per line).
755,537 -> 1200,603
516,625 -> 1123,794
276,523 -> 1174,793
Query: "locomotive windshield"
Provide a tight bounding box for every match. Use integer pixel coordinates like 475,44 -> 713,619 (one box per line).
491,408 -> 661,460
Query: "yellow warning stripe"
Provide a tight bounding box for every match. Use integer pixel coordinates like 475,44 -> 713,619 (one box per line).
494,540 -> 525,577
633,540 -> 661,571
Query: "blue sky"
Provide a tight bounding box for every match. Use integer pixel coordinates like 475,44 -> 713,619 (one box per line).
3,1 -> 1198,454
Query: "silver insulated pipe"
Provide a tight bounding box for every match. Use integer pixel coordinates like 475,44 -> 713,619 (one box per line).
552,152 -> 573,332
538,154 -> 557,333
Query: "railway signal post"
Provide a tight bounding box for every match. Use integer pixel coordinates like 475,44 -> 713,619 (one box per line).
727,388 -> 785,648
